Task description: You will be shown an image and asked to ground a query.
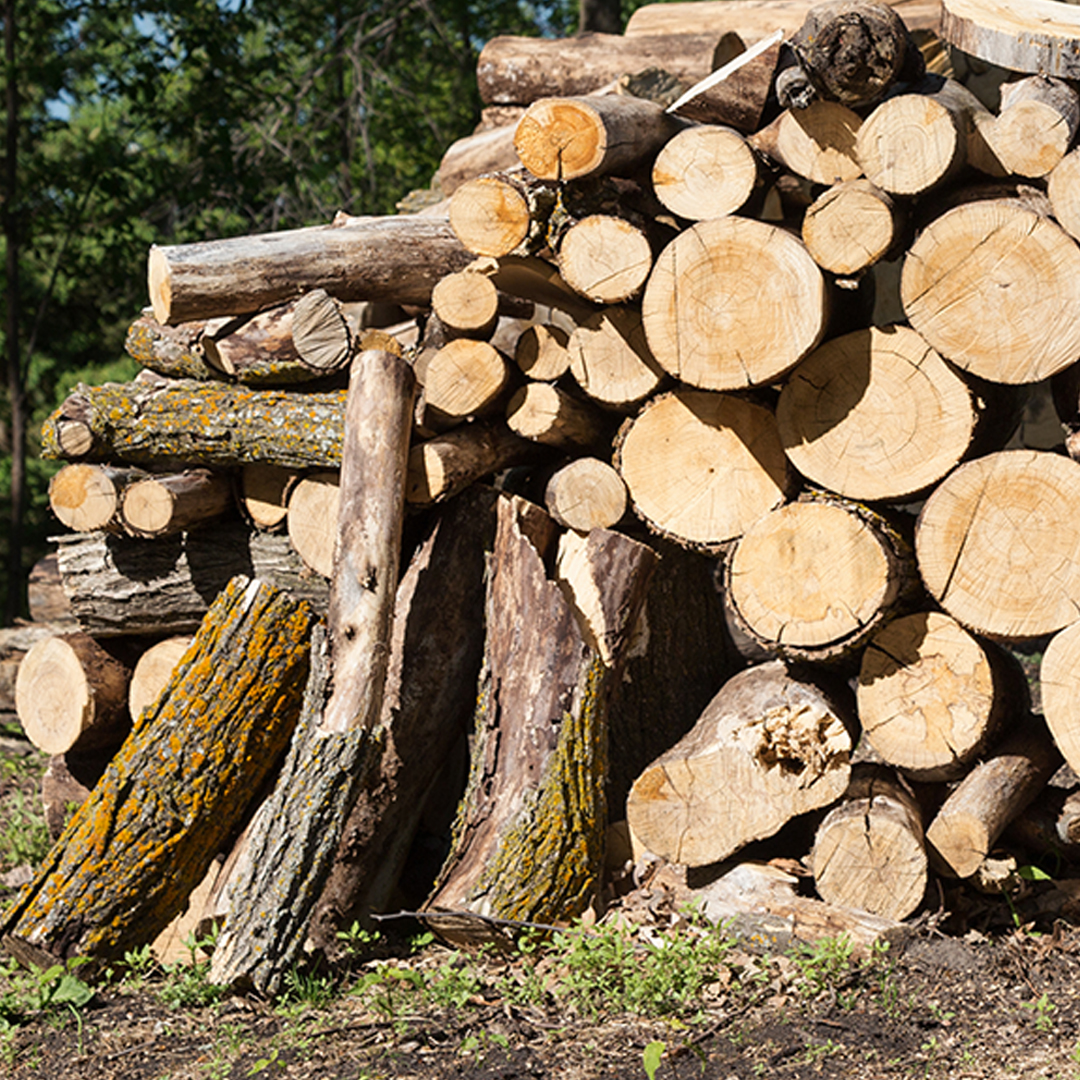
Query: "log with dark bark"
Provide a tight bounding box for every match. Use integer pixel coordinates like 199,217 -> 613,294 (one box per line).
119,469 -> 234,539
201,301 -> 318,386
669,37 -> 782,132
1,575 -> 317,965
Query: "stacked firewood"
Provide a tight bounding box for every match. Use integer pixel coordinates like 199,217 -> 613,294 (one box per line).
9,0 -> 1080,987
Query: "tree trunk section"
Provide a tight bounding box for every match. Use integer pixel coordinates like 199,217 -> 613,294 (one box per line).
1038,620 -> 1080,778
669,39 -> 782,132
437,124 -> 521,199
544,457 -> 627,532
448,174 -> 556,259
626,659 -> 855,867
514,323 -> 571,381
992,74 -> 1080,178
431,269 -> 500,339
201,302 -> 317,386
286,471 -> 340,579
41,751 -> 111,842
568,307 -> 667,409
750,102 -> 863,185
801,179 -> 901,274
119,469 -> 234,539
128,636 -> 194,724
239,463 -> 296,530
1048,147 -> 1080,244
506,382 -> 612,453
417,339 -> 512,429
556,215 -> 654,305
124,313 -> 217,382
48,464 -> 148,534
652,125 -> 759,221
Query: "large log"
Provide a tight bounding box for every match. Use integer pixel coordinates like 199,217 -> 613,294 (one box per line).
148,214 -> 472,325
0,575 -> 317,965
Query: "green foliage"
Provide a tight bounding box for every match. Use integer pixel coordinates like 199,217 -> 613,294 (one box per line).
156,928 -> 227,1009
0,955 -> 94,1026
0,786 -> 52,872
643,1039 -> 665,1080
788,935 -> 855,998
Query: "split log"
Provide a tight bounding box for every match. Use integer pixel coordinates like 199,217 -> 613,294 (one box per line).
124,312 -> 217,382
201,302 -> 316,386
15,632 -> 134,755
615,389 -> 793,553
651,124 -> 758,221
668,38 -> 782,132
568,307 -> 666,409
55,523 -> 328,637
506,382 -> 612,453
119,469 -> 233,539
148,213 -> 472,325
0,575 -> 317,965
239,463 -> 296,530
514,323 -> 571,381
513,96 -> 682,182
626,659 -> 855,867
41,752 -> 111,842
801,179 -> 902,274
286,471 -> 340,578
556,215 -> 654,305
418,339 -> 512,429
725,495 -> 917,664
775,323 -> 977,501
42,378 -> 347,469
750,102 -> 863,186
544,457 -> 627,532
858,612 -> 1024,782
1038,621 -> 1080,778
810,765 -> 926,920
128,636 -> 194,724
48,464 -> 147,534
992,75 -> 1080,178
901,196 -> 1080,384
915,449 -> 1080,640
448,174 -> 557,259
424,498 -> 656,935
926,719 -> 1063,879
641,216 -> 828,391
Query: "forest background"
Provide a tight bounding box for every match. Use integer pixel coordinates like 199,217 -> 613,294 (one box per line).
0,0 -> 650,623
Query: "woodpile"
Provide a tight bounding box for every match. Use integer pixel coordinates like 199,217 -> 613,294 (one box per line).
8,0 -> 1080,984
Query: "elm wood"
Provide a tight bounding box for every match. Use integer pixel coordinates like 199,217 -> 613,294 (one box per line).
15,632 -> 133,755
119,469 -> 233,539
926,720 -> 1062,879
431,270 -> 500,338
1048,148 -> 1080,243
405,420 -> 542,505
651,124 -> 758,221
448,174 -> 556,259
725,496 -> 917,664
476,32 -> 728,106
424,498 -> 656,936
556,215 -> 653,305
669,40 -> 782,132
858,612 -> 1022,782
1,575 -> 317,965
993,75 -> 1080,178
544,457 -> 627,532
615,389 -> 793,553
776,324 -> 976,501
54,524 -> 329,638
41,751 -> 110,842
940,0 -> 1080,79
915,450 -> 1080,641
42,378 -> 349,470
1038,621 -> 1080,778
901,198 -> 1080,384
148,213 -> 472,325
514,323 -> 571,381
48,463 -> 147,534
436,123 -> 521,198
626,660 -> 854,867
124,312 -> 216,381
641,216 -> 828,391
801,179 -> 902,274
811,766 -> 926,920
239,463 -> 296,530
199,302 -> 315,386
307,487 -> 499,950
513,96 -> 682,182
750,101 -> 863,185
418,338 -> 512,428
128,636 -> 194,724
568,307 -> 666,409
287,471 -> 340,579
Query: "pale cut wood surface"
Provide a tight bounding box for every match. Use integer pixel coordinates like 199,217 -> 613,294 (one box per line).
506,382 -> 610,452
1048,146 -> 1080,242
239,463 -> 296,530
556,215 -> 653,305
801,179 -> 900,274
993,75 -> 1080,178
128,636 -> 194,724
514,323 -> 571,381
431,269 -> 500,337
286,471 -> 340,579
544,457 -> 627,533
421,338 -> 511,424
751,102 -> 863,185
652,124 -> 758,221
119,469 -> 233,539
48,464 -> 143,533
1039,621 -> 1080,776
568,307 -> 666,408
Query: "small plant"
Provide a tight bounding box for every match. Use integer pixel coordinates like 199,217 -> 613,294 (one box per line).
460,1028 -> 509,1065
643,1039 -> 665,1080
1021,992 -> 1056,1034
426,953 -> 484,1009
789,935 -> 854,997
278,964 -> 336,1010
335,921 -> 381,962
0,788 -> 52,870
157,928 -> 227,1009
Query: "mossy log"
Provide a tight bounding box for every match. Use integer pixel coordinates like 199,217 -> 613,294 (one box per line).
124,312 -> 218,382
41,378 -> 349,469
55,523 -> 328,638
424,496 -> 655,938
0,575 -> 317,965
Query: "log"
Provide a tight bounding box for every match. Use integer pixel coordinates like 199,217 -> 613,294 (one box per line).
55,523 -> 328,637
41,751 -> 110,842
506,382 -> 612,452
128,636 -> 194,724
615,389 -> 793,553
42,377 -> 348,469
668,39 -> 782,132
858,611 -> 1023,782
641,216 -> 828,391
513,96 -> 682,182
810,765 -> 927,920
290,289 -> 359,373
424,498 -> 655,936
405,420 -> 543,505
925,719 -> 1063,879
48,463 -> 147,534
568,307 -> 667,409
514,323 -> 571,381
430,269 -> 500,339
15,632 -> 134,755
124,312 -> 217,382
27,555 -> 74,627
436,124 -> 521,198
148,213 -> 473,325
776,323 -> 977,501
1038,621 -> 1080,778
0,575 -> 317,964
901,197 -> 1080,384
201,302 -> 317,386
119,468 -> 234,539
286,471 -> 340,578
239,463 -> 296,530
915,449 -> 1080,640
626,659 -> 855,867
556,215 -> 654,305
750,101 -> 863,186
544,457 -> 627,532
651,124 -> 758,221
725,495 -> 917,664
801,179 -> 902,274
992,74 -> 1080,178
448,174 -> 556,259
418,338 -> 512,428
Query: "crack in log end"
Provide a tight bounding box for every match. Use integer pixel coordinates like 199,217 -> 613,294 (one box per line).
752,703 -> 850,786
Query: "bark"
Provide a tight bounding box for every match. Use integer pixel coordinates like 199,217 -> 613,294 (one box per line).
201,302 -> 318,387
41,751 -> 111,842
669,40 -> 782,132
124,313 -> 218,382
436,124 -> 522,199
27,555 -> 74,626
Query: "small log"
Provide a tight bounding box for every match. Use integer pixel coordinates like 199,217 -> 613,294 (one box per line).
1048,147 -> 1080,244
926,720 -> 1063,879
669,39 -> 782,132
641,216 -> 827,391
55,523 -> 328,638
626,659 -> 855,867
992,74 -> 1080,178
725,495 -> 916,664
811,765 -> 927,921
514,96 -> 682,182
1039,621 -> 1080,777
448,174 -> 556,259
615,388 -> 793,553
286,471 -> 340,579
750,102 -> 863,185
858,612 -> 1023,782
48,464 -> 147,534
128,636 -> 194,724
1,575 -> 317,964
437,124 -> 521,198
430,269 -> 500,339
148,213 -> 472,325
119,469 -> 234,539
568,307 -> 667,409
556,215 -> 654,305
915,449 -> 1080,640
801,179 -> 902,274
291,289 -> 359,373
488,255 -> 599,324
124,312 -> 217,382
201,302 -> 316,386
418,339 -> 512,429
15,633 -> 134,755
239,463 -> 297,530
514,323 -> 571,381
506,382 -> 612,453
651,124 -> 758,221
27,556 -> 74,627
544,457 -> 627,532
